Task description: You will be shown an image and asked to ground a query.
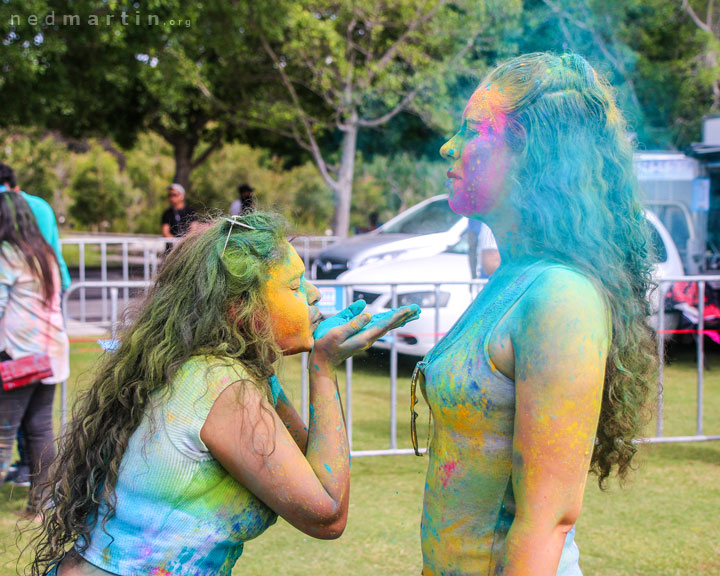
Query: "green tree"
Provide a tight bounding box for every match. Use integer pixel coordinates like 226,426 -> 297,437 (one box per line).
0,129 -> 72,205
233,0 -> 521,236
69,145 -> 126,231
124,132 -> 176,234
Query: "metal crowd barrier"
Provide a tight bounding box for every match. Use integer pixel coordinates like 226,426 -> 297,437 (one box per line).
639,274 -> 720,444
60,276 -> 720,452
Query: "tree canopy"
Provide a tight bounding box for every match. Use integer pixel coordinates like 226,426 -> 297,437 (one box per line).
1,0 -> 718,234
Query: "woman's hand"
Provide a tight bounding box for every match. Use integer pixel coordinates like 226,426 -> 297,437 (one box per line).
311,300 -> 421,367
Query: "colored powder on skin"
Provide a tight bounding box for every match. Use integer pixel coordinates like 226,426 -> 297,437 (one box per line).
324,464 -> 332,474
312,300 -> 420,341
357,306 -> 420,335
438,461 -> 459,488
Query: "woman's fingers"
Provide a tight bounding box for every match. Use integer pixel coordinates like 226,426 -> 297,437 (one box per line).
312,304 -> 421,365
344,305 -> 421,349
313,300 -> 367,341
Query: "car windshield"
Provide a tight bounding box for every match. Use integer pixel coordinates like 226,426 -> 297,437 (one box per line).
380,198 -> 464,234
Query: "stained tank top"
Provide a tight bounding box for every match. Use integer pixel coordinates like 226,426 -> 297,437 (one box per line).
420,258 -> 583,576
78,357 -> 281,576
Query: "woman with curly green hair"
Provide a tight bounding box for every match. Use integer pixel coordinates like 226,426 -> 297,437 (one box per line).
417,52 -> 656,575
28,213 -> 418,576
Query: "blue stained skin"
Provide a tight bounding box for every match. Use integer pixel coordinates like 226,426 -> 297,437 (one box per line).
358,306 -> 421,334
312,300 -> 367,340
312,300 -> 421,341
268,375 -> 282,405
324,464 -> 332,473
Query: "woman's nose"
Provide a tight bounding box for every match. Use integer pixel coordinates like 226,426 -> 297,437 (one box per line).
305,281 -> 321,306
440,135 -> 460,160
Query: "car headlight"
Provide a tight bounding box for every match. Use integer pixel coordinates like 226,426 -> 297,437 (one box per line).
396,291 -> 450,308
358,251 -> 405,267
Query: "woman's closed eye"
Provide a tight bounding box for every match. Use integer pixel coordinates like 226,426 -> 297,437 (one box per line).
462,123 -> 479,137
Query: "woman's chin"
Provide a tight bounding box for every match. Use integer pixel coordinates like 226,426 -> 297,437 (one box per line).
282,339 -> 314,356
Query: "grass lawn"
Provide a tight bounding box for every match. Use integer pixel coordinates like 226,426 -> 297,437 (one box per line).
2,341 -> 718,575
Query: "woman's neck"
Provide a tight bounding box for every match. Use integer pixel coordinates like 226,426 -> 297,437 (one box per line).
480,207 -> 537,267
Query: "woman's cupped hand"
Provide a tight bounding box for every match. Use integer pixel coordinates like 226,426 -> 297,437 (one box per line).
311,300 -> 421,367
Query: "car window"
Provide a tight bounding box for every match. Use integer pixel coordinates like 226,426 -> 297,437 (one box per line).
648,221 -> 668,264
380,199 -> 463,234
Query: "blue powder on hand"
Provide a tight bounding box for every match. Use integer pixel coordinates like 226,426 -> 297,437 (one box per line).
313,301 -> 421,341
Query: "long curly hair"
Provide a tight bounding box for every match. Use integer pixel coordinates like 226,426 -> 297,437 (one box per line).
28,213 -> 289,574
485,53 -> 657,486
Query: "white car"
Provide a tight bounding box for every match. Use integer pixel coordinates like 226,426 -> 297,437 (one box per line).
312,194 -> 467,279
338,210 -> 683,357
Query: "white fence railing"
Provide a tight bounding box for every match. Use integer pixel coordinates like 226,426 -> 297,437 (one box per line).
61,276 -> 720,455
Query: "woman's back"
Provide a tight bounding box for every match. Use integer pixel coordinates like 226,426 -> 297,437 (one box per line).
0,242 -> 68,383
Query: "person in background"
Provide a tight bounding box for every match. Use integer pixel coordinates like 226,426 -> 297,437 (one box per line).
230,183 -> 255,216
0,163 -> 71,488
0,164 -> 71,292
0,191 -> 70,519
161,183 -> 198,240
466,218 -> 500,280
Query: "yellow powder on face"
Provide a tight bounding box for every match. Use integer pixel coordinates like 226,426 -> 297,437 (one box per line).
263,246 -> 314,352
463,84 -> 510,133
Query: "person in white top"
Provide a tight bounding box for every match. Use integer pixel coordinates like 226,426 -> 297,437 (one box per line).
0,191 -> 69,518
466,218 -> 500,279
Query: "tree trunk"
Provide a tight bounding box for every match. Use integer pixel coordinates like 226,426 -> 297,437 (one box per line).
172,138 -> 197,195
331,120 -> 358,237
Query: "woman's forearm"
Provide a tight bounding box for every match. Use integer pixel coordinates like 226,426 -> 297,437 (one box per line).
275,388 -> 309,453
303,357 -> 350,523
494,520 -> 572,576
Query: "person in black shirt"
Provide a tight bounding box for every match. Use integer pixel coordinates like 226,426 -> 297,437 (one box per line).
161,183 -> 198,239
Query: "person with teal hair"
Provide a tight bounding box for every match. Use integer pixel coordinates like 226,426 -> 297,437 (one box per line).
416,52 -> 657,575
28,213 -> 419,576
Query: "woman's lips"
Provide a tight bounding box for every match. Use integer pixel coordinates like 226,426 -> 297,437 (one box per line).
447,170 -> 461,180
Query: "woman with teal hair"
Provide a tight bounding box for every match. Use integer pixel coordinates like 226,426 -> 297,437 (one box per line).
416,52 -> 656,575
29,213 -> 418,576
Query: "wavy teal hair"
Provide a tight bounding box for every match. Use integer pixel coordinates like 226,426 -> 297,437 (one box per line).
28,213 -> 290,574
485,52 -> 657,486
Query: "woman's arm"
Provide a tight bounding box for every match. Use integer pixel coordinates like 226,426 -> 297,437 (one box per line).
274,387 -> 309,453
494,269 -> 609,575
200,307 -> 416,539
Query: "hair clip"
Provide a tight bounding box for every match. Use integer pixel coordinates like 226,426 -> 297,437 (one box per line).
222,216 -> 257,256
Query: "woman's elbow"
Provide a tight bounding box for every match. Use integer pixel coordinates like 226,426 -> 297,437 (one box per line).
305,508 -> 348,540
554,505 -> 582,537
317,516 -> 347,540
